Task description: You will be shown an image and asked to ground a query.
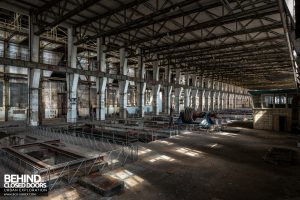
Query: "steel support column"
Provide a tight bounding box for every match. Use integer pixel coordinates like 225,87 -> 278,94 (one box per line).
96,38 -> 107,120
152,57 -> 160,115
66,28 -> 79,123
119,47 -> 129,119
137,48 -> 146,117
28,17 -> 41,126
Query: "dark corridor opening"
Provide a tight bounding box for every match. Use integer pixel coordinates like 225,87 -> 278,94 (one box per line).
279,116 -> 287,132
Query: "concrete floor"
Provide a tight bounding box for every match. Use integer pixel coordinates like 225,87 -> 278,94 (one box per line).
107,129 -> 300,200
1,125 -> 300,200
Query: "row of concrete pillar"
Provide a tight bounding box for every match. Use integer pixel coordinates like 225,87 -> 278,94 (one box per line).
24,23 -> 250,125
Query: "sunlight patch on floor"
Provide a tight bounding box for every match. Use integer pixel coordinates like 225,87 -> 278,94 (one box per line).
138,148 -> 152,155
175,147 -> 203,157
181,131 -> 192,134
148,154 -> 175,162
215,132 -> 237,137
155,140 -> 174,145
108,169 -> 144,189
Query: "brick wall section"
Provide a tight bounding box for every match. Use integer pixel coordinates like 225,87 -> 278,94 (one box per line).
253,108 -> 292,131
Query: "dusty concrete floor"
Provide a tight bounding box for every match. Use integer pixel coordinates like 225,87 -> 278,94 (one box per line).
1,125 -> 300,200
104,128 -> 300,200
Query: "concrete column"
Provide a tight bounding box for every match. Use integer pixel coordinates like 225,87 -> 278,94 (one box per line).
209,79 -> 214,111
185,74 -> 190,86
184,88 -> 191,108
174,68 -> 182,113
137,82 -> 146,117
97,38 -> 106,72
197,77 -> 203,112
203,90 -> 208,111
120,47 -> 128,75
119,47 -> 129,119
223,93 -> 226,110
202,79 -> 208,111
241,95 -> 244,108
152,57 -> 160,115
137,49 -> 146,117
210,92 -> 215,111
217,91 -> 222,110
28,18 -> 41,126
221,93 -> 224,110
227,93 -> 231,109
175,87 -> 183,113
226,93 -> 229,109
119,80 -> 129,119
227,93 -> 230,109
191,89 -> 198,110
214,92 -> 218,111
96,77 -> 107,120
233,94 -> 236,109
190,75 -> 198,110
198,90 -> 203,112
3,41 -> 9,121
175,68 -> 181,84
96,38 -> 107,120
240,95 -> 244,108
66,28 -> 79,123
218,92 -> 222,110
221,93 -> 225,110
165,86 -> 173,115
215,82 -> 220,111
3,74 -> 9,122
184,74 -> 191,108
165,65 -> 172,115
152,85 -> 161,115
240,95 -> 243,108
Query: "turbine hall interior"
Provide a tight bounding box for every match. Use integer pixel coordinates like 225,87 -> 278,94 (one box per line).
0,0 -> 299,199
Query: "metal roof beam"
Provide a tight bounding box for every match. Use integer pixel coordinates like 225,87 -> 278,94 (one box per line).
144,23 -> 283,53
35,0 -> 103,35
138,4 -> 279,51
144,44 -> 287,62
33,0 -> 64,15
74,0 -> 206,45
156,35 -> 285,56
74,0 -> 150,28
159,52 -> 289,66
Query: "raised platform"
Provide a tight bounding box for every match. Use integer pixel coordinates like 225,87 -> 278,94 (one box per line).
78,172 -> 124,197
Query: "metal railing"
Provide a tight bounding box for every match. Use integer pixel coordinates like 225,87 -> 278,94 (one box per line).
27,127 -> 138,161
0,127 -> 139,190
94,122 -> 181,143
0,147 -> 106,190
0,148 -> 42,175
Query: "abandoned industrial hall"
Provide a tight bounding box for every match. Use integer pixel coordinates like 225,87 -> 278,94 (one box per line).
0,0 -> 299,199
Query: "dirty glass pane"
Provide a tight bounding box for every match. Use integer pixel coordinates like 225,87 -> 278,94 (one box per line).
10,82 -> 28,108
274,95 -> 286,108
262,95 -> 273,108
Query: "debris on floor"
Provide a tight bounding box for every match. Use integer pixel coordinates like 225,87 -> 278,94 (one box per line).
78,172 -> 124,197
264,147 -> 297,165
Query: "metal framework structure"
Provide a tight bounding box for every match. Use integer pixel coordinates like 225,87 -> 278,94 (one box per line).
0,0 -> 299,89
0,126 -> 139,190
